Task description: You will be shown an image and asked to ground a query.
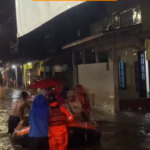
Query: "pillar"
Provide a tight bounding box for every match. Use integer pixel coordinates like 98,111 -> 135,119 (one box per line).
15,66 -> 18,88
72,50 -> 78,87
26,64 -> 28,90
95,45 -> 99,63
112,34 -> 120,112
145,51 -> 150,98
21,64 -> 24,89
83,49 -> 85,64
43,61 -> 46,79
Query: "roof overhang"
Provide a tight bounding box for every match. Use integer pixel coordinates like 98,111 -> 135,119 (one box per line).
62,24 -> 142,50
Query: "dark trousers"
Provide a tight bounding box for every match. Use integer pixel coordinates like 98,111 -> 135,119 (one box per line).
29,137 -> 49,150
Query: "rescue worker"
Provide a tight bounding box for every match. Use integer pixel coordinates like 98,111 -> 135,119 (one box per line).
75,85 -> 91,117
47,93 -> 74,150
51,85 -> 65,105
64,90 -> 82,118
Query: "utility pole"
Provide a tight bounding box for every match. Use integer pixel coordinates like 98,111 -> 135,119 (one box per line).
43,60 -> 46,79
15,65 -> 18,88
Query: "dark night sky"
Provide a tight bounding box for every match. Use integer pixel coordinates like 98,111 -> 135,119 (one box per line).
19,2 -> 106,60
0,0 -> 16,61
0,0 -> 137,61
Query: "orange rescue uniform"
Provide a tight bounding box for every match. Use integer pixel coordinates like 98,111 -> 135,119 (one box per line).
48,102 -> 74,150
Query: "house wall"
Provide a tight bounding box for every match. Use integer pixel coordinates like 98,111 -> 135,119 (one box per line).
96,34 -> 142,100
105,0 -> 140,15
78,61 -> 115,114
105,0 -> 150,32
140,0 -> 150,32
116,48 -> 139,99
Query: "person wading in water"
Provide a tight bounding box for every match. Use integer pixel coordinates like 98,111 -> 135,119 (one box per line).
8,91 -> 30,135
48,93 -> 74,150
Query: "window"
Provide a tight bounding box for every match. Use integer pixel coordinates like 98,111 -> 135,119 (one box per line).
99,51 -> 108,63
74,50 -> 83,65
140,54 -> 145,80
134,61 -> 139,91
118,60 -> 126,89
85,46 -> 96,64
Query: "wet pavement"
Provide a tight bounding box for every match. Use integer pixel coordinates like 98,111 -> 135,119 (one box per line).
1,88 -> 150,150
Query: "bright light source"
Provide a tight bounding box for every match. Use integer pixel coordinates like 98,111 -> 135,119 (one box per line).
28,63 -> 31,65
145,51 -> 149,95
12,65 -> 16,69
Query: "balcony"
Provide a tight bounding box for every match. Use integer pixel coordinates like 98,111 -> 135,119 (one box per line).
91,5 -> 142,35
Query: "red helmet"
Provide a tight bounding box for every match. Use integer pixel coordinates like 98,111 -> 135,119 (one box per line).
46,93 -> 57,104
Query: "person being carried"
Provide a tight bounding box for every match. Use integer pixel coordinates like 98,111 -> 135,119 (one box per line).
75,85 -> 91,118
63,90 -> 82,118
47,93 -> 74,150
8,91 -> 30,135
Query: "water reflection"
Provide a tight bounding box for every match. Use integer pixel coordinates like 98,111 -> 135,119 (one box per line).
1,88 -> 150,150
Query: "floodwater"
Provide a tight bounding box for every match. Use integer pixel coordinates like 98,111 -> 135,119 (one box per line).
1,88 -> 150,150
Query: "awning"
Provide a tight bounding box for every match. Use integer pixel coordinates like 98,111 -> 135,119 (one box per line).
62,33 -> 103,49
15,0 -> 84,37
62,24 -> 141,50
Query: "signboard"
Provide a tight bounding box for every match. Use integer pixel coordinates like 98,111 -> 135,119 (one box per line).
15,0 -> 84,37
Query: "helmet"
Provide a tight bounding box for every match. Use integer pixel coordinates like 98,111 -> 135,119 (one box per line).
46,93 -> 57,104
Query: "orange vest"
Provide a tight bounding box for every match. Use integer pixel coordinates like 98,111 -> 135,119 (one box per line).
48,106 -> 67,126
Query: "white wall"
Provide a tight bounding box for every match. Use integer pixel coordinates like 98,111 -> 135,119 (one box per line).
78,62 -> 115,114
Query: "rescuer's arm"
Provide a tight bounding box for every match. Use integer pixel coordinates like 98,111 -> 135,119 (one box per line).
73,100 -> 82,115
60,106 -> 74,122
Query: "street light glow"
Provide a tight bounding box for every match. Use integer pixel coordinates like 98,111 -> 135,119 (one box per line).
12,65 -> 16,69
28,63 -> 31,65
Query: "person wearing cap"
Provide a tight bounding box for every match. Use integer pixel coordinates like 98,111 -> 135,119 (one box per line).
47,93 -> 74,150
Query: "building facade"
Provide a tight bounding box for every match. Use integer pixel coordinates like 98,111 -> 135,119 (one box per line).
62,0 -> 150,113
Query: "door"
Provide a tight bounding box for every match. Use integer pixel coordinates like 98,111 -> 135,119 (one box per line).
54,72 -> 66,82
138,51 -> 146,98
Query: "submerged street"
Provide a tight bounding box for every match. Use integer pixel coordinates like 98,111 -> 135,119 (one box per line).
1,88 -> 150,150
1,0 -> 150,150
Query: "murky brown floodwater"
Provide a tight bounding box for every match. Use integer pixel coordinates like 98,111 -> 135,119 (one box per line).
1,87 -> 150,150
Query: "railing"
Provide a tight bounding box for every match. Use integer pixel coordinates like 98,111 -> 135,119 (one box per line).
91,5 -> 141,35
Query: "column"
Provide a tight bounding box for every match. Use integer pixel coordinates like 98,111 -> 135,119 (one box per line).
72,51 -> 78,87
15,66 -> 18,88
145,51 -> 150,98
112,35 -> 120,112
26,64 -> 28,90
43,61 -> 46,79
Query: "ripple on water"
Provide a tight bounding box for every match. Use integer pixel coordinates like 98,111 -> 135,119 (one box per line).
1,88 -> 150,150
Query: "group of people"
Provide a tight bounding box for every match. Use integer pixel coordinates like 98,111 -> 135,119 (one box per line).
8,84 -> 91,150
39,84 -> 91,119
